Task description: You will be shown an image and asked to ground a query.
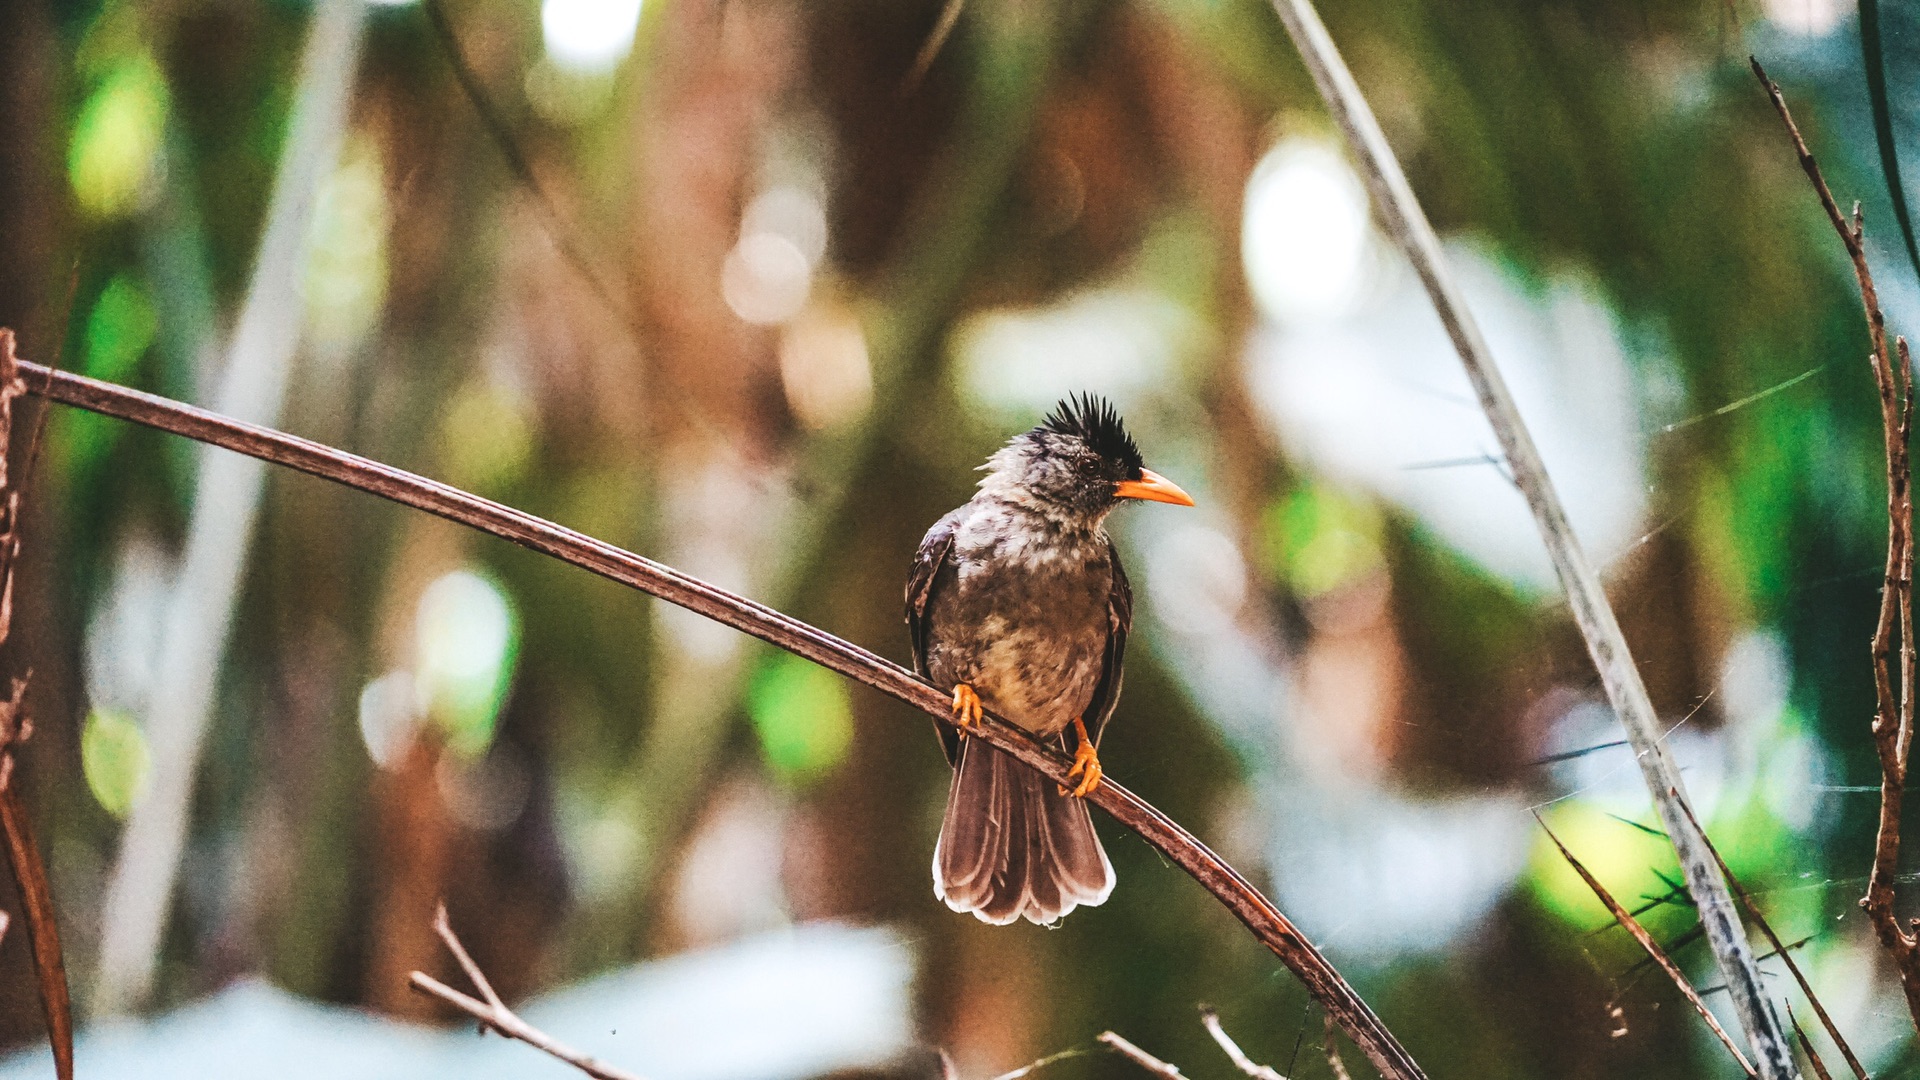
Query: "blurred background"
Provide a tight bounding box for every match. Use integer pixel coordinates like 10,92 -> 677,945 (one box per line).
0,0 -> 1915,1076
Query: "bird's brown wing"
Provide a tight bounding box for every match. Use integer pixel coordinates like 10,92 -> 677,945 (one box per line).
906,508 -> 964,764
1084,537 -> 1133,748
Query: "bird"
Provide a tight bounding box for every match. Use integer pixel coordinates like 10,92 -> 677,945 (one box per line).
905,394 -> 1194,925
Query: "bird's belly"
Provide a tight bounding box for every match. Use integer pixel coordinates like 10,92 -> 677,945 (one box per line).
931,618 -> 1103,738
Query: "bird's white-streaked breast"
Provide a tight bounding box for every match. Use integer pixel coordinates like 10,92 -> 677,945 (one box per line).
924,503 -> 1114,739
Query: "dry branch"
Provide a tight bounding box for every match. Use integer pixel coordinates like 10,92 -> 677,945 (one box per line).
1754,57 -> 1920,1034
0,331 -> 71,1080
1788,1005 -> 1836,1080
409,902 -> 643,1080
12,351 -> 1428,1080
1097,1032 -> 1188,1080
1200,1007 -> 1286,1080
1539,816 -> 1756,1078
1266,3 -> 1794,1074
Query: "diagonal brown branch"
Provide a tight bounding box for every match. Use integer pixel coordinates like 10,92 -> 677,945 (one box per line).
1538,815 -> 1757,1078
12,351 -> 1428,1080
1754,57 -> 1920,1032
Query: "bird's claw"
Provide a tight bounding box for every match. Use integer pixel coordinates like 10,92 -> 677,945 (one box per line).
950,683 -> 985,734
1059,716 -> 1103,798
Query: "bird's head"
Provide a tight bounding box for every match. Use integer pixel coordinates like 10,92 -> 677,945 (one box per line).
979,394 -> 1195,524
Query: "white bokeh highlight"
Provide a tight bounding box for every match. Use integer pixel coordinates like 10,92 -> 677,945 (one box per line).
541,0 -> 644,74
1242,139 -> 1374,324
1247,241 -> 1648,593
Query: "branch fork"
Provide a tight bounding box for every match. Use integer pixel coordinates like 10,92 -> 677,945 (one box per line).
1755,56 -> 1920,1029
409,902 -> 645,1080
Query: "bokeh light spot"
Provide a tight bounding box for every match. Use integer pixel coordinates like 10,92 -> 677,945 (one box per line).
82,708 -> 151,820
69,54 -> 168,220
749,652 -> 854,784
723,233 -> 813,325
414,568 -> 519,760
542,0 -> 644,74
1242,139 -> 1371,323
83,273 -> 158,382
779,303 -> 872,430
304,134 -> 390,353
1266,481 -> 1385,598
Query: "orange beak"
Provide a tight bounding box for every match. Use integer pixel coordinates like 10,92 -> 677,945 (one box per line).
1114,468 -> 1195,507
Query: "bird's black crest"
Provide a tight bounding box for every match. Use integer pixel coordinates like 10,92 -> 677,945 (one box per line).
1038,394 -> 1144,477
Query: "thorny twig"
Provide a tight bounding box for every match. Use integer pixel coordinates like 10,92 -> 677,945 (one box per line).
1538,815 -> 1758,1078
408,902 -> 643,1080
1677,799 -> 1867,1078
1787,1005 -> 1836,1080
1267,1 -> 1793,1074
12,350 -> 1428,1079
1754,56 -> 1920,1034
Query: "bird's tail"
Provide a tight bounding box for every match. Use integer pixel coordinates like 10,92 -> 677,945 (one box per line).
933,739 -> 1114,925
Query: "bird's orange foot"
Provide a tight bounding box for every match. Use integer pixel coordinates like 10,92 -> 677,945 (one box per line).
950,683 -> 985,733
1061,716 -> 1103,798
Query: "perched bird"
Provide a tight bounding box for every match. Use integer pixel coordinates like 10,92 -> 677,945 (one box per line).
905,394 -> 1194,925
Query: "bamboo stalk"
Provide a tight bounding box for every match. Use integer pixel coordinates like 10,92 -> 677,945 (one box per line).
1262,1 -> 1795,1074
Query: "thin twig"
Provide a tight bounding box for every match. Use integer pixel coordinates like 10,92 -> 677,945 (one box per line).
1098,1033 -> 1187,1080
986,1046 -> 1090,1080
1322,1014 -> 1352,1080
430,902 -> 505,1014
419,0 -> 635,328
901,0 -> 966,94
1537,815 -> 1757,1078
1755,56 -> 1920,1035
1676,799 -> 1868,1078
1787,1005 -> 1836,1080
12,354 -> 1428,1080
410,907 -> 643,1080
409,972 -> 642,1080
1200,1006 -> 1287,1080
1267,3 -> 1793,1074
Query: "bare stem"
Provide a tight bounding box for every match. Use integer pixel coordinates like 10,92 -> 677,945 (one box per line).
1200,1007 -> 1287,1080
410,906 -> 643,1080
1265,3 -> 1793,1074
14,353 -> 1428,1080
1098,1033 -> 1187,1080
1754,57 -> 1920,1033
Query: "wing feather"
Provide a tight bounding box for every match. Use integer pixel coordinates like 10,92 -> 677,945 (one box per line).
906,508 -> 964,763
1084,537 -> 1133,747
